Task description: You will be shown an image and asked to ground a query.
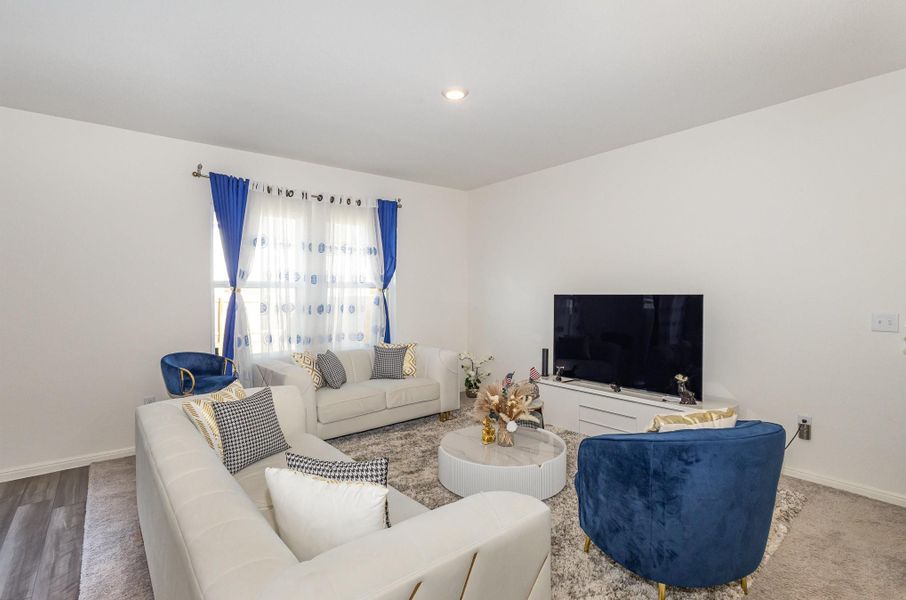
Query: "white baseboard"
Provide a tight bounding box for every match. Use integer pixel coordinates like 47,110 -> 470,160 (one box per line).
783,466 -> 906,508
0,447 -> 135,483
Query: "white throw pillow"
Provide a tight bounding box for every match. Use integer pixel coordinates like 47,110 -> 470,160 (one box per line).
646,407 -> 738,432
265,467 -> 388,560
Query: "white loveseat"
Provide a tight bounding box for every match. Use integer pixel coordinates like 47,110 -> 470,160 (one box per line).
256,346 -> 460,439
135,385 -> 552,600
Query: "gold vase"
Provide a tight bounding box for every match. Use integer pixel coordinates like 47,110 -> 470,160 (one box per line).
481,417 -> 496,445
497,421 -> 514,447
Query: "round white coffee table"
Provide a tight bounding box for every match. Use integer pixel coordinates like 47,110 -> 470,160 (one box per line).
437,425 -> 567,500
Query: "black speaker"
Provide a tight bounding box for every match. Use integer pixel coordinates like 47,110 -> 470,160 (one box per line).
541,348 -> 549,377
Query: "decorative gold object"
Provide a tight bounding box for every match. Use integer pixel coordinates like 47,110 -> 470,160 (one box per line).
471,380 -> 541,447
481,417 -> 496,445
583,535 -> 591,553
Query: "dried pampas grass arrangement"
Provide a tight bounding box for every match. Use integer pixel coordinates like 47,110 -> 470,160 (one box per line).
472,381 -> 540,447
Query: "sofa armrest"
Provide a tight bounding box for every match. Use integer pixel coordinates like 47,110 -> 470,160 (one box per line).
256,360 -> 318,435
415,345 -> 460,413
258,491 -> 551,600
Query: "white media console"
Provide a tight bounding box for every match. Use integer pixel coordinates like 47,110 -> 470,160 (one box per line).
538,377 -> 736,435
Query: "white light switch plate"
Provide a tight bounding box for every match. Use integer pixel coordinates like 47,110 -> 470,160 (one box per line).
871,312 -> 899,333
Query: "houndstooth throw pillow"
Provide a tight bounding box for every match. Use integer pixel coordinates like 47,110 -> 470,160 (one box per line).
286,453 -> 391,527
316,350 -> 347,389
212,387 -> 289,474
371,346 -> 407,380
377,342 -> 417,377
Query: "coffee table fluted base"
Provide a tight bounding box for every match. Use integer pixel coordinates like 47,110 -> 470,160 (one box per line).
437,425 -> 567,500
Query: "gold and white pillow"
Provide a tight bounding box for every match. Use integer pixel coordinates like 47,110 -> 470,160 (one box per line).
646,407 -> 737,433
292,351 -> 324,389
181,380 -> 246,459
378,342 -> 417,377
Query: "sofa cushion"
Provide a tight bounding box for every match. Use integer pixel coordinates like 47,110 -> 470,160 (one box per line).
334,349 -> 374,383
378,342 -> 417,377
316,350 -> 347,389
233,432 -> 429,529
363,378 -> 441,409
181,380 -> 247,459
213,388 -> 290,474
291,351 -> 324,389
316,384 -> 386,424
285,453 -> 390,527
371,345 -> 407,380
266,467 -> 388,561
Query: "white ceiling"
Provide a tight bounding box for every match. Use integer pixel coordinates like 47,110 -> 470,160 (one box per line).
3,2 -> 906,190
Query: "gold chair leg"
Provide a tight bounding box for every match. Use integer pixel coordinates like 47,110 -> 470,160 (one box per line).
658,583 -> 666,600
740,577 -> 748,595
583,535 -> 591,553
438,411 -> 451,422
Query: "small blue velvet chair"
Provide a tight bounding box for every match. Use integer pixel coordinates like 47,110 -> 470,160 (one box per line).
160,352 -> 239,397
575,421 -> 785,599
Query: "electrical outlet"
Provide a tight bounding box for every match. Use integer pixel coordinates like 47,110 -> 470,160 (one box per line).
143,395 -> 157,405
797,415 -> 812,441
871,312 -> 899,333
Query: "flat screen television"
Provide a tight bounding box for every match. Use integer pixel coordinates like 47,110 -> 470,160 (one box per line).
553,294 -> 703,398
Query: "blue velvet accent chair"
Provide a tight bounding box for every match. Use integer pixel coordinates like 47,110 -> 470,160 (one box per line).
575,421 -> 785,599
160,352 -> 239,397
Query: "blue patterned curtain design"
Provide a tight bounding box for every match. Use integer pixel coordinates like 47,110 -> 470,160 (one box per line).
209,173 -> 249,363
238,194 -> 384,358
377,200 -> 398,343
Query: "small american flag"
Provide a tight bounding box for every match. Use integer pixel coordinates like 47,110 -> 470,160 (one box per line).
529,367 -> 541,381
503,371 -> 514,387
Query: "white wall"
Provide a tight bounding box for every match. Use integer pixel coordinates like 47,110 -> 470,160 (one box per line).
467,70 -> 906,502
0,107 -> 468,478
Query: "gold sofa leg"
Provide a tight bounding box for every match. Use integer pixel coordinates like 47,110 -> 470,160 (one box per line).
658,583 -> 666,600
583,535 -> 591,553
740,577 -> 748,595
438,411 -> 451,422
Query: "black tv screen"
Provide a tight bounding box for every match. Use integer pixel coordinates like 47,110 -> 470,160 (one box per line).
553,294 -> 703,398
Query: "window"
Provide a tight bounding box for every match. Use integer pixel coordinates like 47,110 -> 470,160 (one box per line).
212,196 -> 385,357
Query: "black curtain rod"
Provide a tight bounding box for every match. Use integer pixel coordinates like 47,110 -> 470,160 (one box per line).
191,164 -> 402,208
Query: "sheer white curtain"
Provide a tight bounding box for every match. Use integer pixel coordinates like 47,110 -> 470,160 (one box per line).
235,192 -> 385,374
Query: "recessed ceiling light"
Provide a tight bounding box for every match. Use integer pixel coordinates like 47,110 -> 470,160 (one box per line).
442,87 -> 469,102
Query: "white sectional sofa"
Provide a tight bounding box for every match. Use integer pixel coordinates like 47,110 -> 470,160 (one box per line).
256,345 -> 460,439
135,385 -> 552,600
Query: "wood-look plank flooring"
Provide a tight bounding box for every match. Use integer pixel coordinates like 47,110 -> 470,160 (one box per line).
0,468 -> 88,600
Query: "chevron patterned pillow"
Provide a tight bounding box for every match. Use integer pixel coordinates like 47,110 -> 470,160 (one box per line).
181,380 -> 246,459
291,350 -> 324,389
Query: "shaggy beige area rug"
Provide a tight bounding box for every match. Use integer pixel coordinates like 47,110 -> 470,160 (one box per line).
331,408 -> 806,600
78,408 -> 805,600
